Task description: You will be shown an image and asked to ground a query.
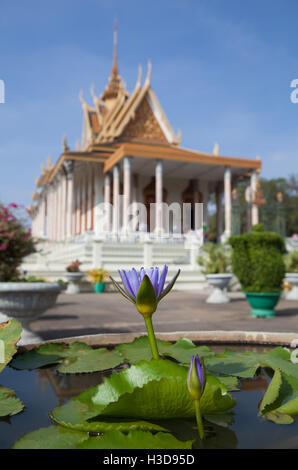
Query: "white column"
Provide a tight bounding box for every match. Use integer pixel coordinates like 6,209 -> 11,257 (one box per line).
57,179 -> 62,241
132,174 -> 138,228
87,170 -> 93,230
50,186 -> 55,240
66,176 -> 73,238
61,177 -> 66,240
122,157 -> 131,233
202,181 -> 209,232
251,170 -> 259,226
81,175 -> 86,234
224,166 -> 232,237
155,159 -> 163,234
47,188 -> 51,240
216,184 -> 223,240
112,165 -> 120,234
41,196 -> 46,237
103,173 -> 111,233
53,182 -> 57,241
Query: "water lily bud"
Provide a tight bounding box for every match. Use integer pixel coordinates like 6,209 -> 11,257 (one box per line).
187,355 -> 206,401
135,275 -> 158,316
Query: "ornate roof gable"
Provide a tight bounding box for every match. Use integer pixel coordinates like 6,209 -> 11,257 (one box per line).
96,62 -> 180,145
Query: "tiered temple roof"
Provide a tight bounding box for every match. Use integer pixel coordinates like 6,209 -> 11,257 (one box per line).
32,25 -> 261,206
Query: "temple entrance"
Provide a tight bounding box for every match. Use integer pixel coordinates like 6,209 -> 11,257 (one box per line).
182,180 -> 202,231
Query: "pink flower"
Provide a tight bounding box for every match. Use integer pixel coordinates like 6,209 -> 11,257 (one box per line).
0,243 -> 8,251
9,203 -> 18,208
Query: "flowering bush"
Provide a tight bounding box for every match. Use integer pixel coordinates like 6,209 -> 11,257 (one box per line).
66,260 -> 82,273
0,203 -> 36,281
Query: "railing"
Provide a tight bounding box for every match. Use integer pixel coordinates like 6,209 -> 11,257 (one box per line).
23,233 -> 201,270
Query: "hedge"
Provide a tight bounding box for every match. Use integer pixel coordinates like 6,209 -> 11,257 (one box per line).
228,225 -> 286,293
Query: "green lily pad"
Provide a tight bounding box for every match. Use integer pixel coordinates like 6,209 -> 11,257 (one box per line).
12,426 -> 193,450
0,320 -> 22,373
161,338 -> 215,364
12,425 -> 89,449
0,386 -> 24,417
264,411 -> 294,425
262,347 -> 298,380
50,359 -> 235,432
205,349 -> 265,379
258,349 -> 298,424
11,341 -> 124,374
115,335 -> 214,365
259,368 -> 283,414
114,336 -> 174,364
78,430 -> 193,449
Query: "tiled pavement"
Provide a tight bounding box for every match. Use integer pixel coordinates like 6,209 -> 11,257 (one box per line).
30,290 -> 298,342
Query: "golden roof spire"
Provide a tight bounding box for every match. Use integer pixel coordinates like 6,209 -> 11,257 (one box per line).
101,20 -> 124,101
112,19 -> 118,75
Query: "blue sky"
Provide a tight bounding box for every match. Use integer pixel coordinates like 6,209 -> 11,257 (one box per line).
1,0 -> 298,207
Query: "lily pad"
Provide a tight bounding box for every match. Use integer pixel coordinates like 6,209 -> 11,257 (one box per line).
258,350 -> 298,424
205,349 -> 265,379
161,338 -> 215,364
12,425 -> 89,449
0,386 -> 24,417
259,368 -> 283,414
11,341 -> 124,374
114,336 -> 174,364
114,336 -> 214,365
50,359 -> 235,432
12,426 -> 193,449
77,430 -> 194,449
0,320 -> 22,373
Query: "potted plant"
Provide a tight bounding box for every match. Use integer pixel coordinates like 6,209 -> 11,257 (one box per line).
229,224 -> 286,318
284,250 -> 298,300
65,260 -> 84,294
197,242 -> 232,303
88,268 -> 109,293
0,203 -> 61,344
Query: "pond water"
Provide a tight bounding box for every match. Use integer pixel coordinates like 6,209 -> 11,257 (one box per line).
1,345 -> 298,449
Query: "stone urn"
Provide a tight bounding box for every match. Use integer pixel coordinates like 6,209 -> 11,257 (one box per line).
65,272 -> 84,294
0,282 -> 61,345
205,274 -> 233,303
285,273 -> 298,300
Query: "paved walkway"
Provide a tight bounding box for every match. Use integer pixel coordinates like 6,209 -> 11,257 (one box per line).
30,290 -> 298,342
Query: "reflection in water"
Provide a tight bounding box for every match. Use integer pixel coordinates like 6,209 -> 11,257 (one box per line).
36,368 -> 108,405
240,371 -> 268,392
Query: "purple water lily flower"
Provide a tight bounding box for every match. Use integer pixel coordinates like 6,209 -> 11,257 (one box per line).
110,265 -> 180,316
187,355 -> 206,401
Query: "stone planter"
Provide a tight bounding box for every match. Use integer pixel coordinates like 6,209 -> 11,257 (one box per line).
0,282 -> 61,345
245,292 -> 281,318
205,274 -> 232,303
65,272 -> 84,294
285,273 -> 298,300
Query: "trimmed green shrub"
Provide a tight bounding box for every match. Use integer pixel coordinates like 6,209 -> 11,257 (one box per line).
229,224 -> 286,293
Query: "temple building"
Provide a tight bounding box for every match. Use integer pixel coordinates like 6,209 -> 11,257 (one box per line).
28,28 -> 262,284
